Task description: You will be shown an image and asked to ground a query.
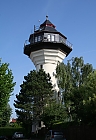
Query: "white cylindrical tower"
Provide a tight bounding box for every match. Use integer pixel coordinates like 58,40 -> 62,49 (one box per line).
24,16 -> 72,100
30,49 -> 66,93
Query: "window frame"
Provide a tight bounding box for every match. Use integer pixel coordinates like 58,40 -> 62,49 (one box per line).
47,34 -> 51,41
51,35 -> 55,41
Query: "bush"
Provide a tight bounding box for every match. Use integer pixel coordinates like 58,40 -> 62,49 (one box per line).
0,127 -> 25,138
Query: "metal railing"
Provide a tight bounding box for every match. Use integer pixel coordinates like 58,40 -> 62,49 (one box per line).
24,40 -> 29,46
24,38 -> 73,49
65,40 -> 73,48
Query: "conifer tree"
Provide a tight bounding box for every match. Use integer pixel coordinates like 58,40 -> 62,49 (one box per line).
14,69 -> 54,132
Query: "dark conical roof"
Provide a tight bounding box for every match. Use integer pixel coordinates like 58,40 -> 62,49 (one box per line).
40,19 -> 55,28
40,24 -> 58,32
33,16 -> 67,39
40,16 -> 58,32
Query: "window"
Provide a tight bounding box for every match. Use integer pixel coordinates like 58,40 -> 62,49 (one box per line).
58,91 -> 60,97
52,35 -> 55,41
47,34 -> 51,41
59,36 -> 62,42
38,36 -> 41,42
35,37 -> 37,42
40,65 -> 43,69
59,36 -> 66,43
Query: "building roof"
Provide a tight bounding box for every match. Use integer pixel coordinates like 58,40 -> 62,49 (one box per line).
39,17 -> 58,33
24,16 -> 72,57
40,25 -> 58,32
34,17 -> 67,38
40,17 -> 55,28
9,118 -> 16,123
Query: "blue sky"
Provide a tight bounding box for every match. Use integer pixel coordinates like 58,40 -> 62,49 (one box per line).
0,0 -> 96,118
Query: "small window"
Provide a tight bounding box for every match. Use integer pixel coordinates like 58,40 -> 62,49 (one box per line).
59,36 -> 64,43
48,34 -> 51,41
52,35 -> 55,41
38,36 -> 41,41
58,91 -> 60,97
40,65 -> 43,69
35,37 -> 37,42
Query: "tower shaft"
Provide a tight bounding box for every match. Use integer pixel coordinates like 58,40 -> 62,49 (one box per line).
30,49 -> 66,93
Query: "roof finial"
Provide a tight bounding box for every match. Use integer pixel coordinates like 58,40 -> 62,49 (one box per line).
46,15 -> 48,20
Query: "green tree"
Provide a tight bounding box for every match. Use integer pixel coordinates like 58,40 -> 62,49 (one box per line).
1,104 -> 12,126
79,70 -> 96,124
0,59 -> 15,126
41,101 -> 68,128
56,57 -> 93,122
14,69 -> 54,133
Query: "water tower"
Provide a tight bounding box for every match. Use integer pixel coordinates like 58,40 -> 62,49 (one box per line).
24,16 -> 72,101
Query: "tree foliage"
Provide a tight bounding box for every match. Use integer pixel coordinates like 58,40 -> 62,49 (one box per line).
14,69 -> 54,132
80,70 -> 96,124
0,59 -> 15,126
41,101 -> 68,128
56,57 -> 94,124
69,70 -> 96,124
0,104 -> 12,127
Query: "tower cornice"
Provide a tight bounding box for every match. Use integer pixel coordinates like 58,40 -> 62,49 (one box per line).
24,41 -> 72,57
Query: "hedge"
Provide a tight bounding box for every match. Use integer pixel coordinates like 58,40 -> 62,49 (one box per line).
0,127 -> 25,138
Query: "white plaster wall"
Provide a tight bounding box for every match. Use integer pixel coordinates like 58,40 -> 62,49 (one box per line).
30,49 -> 66,93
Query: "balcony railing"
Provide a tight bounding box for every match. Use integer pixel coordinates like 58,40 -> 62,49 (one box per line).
65,40 -> 73,48
24,38 -> 73,49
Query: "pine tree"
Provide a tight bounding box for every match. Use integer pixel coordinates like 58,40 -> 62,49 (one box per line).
14,69 -> 54,133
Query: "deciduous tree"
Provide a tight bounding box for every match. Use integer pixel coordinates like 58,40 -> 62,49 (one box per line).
0,59 -> 15,126
41,101 -> 68,128
56,57 -> 93,122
